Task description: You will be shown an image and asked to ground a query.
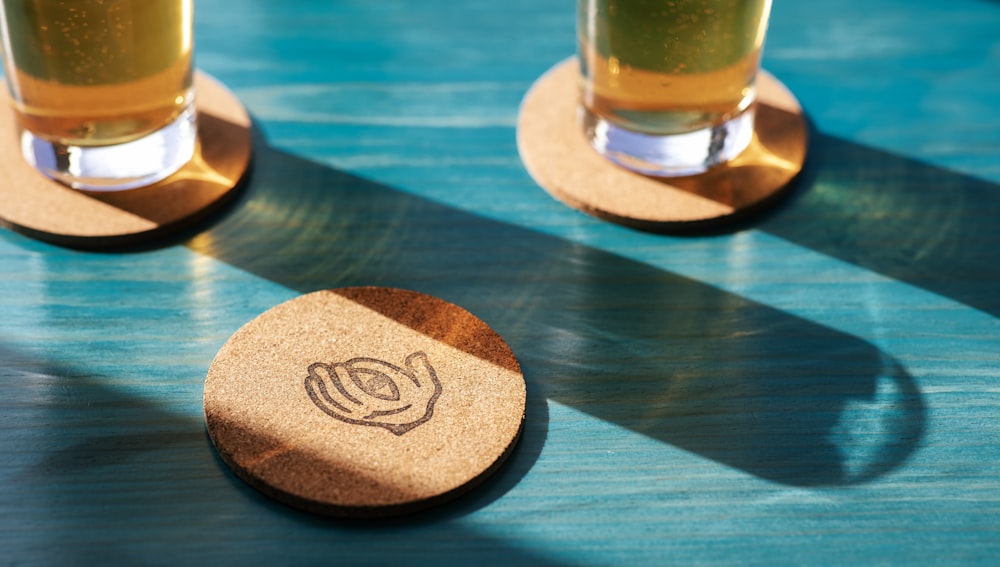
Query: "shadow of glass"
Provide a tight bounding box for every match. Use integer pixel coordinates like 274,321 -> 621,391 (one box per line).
187,139 -> 925,488
760,131 -> 1000,317
533,244 -> 924,485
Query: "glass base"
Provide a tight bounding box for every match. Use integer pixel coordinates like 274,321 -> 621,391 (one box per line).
20,105 -> 198,192
580,105 -> 756,177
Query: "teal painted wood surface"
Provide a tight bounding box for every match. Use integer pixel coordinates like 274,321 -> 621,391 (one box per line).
2,0 -> 1000,564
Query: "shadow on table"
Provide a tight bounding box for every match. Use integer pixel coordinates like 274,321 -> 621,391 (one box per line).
187,133 -> 926,488
0,342 -> 560,565
757,130 -> 1000,318
6,128 -> 965,562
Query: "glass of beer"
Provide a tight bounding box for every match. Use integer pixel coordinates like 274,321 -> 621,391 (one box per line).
578,0 -> 772,176
0,0 -> 196,191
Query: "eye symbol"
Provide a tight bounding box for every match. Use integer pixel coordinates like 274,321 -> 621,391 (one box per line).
304,351 -> 443,436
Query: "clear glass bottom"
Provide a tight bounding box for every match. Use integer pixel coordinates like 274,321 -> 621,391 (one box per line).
580,105 -> 756,177
19,105 -> 198,192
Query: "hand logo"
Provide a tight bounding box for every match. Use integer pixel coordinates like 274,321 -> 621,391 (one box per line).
304,351 -> 443,435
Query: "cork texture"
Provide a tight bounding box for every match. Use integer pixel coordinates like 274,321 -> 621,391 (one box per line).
517,58 -> 808,231
204,287 -> 526,517
0,71 -> 252,248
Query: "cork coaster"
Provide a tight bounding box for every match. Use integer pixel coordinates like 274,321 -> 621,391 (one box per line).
0,71 -> 252,248
204,287 -> 526,517
517,58 -> 808,231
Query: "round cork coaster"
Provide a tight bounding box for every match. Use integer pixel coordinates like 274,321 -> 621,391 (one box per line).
204,287 -> 526,518
517,58 -> 808,231
0,71 -> 252,249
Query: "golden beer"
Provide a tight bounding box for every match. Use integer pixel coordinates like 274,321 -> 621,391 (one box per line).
578,0 -> 772,174
0,0 -> 195,189
0,0 -> 193,145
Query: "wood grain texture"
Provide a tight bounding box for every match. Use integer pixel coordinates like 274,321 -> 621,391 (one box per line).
2,0 -> 999,565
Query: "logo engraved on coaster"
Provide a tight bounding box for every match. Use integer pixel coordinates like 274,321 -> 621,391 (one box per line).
304,351 -> 443,436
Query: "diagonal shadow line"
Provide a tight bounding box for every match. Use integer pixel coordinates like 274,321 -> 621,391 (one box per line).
185,131 -> 926,489
755,130 -> 1000,317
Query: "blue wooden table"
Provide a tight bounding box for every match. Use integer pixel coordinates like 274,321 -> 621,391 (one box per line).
2,0 -> 999,564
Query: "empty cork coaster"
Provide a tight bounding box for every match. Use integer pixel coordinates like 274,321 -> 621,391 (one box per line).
204,287 -> 526,518
517,58 -> 808,231
0,71 -> 252,249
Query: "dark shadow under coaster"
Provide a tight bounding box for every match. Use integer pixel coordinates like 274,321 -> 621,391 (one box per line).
0,71 -> 252,249
517,58 -> 808,231
204,287 -> 527,518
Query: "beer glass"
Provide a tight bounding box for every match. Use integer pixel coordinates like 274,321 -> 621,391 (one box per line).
578,0 -> 772,176
0,0 -> 196,191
